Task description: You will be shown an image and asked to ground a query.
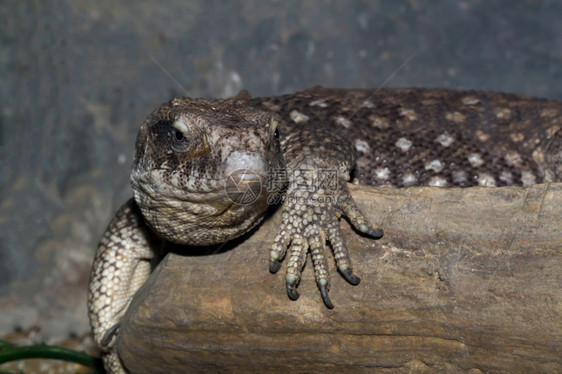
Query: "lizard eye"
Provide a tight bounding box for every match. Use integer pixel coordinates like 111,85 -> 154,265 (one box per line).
173,129 -> 185,142
274,128 -> 280,141
169,129 -> 189,152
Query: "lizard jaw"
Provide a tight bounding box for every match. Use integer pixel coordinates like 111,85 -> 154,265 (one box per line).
131,168 -> 273,246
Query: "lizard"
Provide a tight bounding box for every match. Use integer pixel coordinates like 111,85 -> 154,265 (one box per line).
88,86 -> 562,373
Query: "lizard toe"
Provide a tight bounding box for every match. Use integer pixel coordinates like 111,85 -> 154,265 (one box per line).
269,223 -> 292,274
337,188 -> 383,239
284,234 -> 308,301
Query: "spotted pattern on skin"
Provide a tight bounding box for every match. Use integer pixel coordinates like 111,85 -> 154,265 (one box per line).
290,110 -> 309,123
362,100 -> 375,108
522,171 -> 537,186
533,148 -> 545,164
461,96 -> 480,105
399,107 -> 418,121
547,125 -> 561,138
475,130 -> 490,142
495,107 -> 512,119
436,132 -> 454,147
309,99 -> 328,108
256,88 -> 559,191
395,137 -> 413,152
504,150 -> 523,167
477,173 -> 496,187
445,111 -> 466,123
510,132 -> 525,142
90,86 -> 562,373
452,170 -> 468,184
500,171 -> 513,184
429,176 -> 447,187
403,173 -> 418,186
425,159 -> 444,173
370,115 -> 390,129
355,139 -> 370,153
335,115 -> 352,128
375,167 -> 391,180
468,153 -> 484,167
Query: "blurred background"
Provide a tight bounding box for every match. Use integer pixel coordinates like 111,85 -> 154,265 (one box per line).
1,0 -> 561,347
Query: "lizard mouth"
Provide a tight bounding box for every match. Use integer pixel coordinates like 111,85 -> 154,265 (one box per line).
132,167 -> 269,205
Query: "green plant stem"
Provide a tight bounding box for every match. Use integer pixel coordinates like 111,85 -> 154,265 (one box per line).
0,342 -> 99,368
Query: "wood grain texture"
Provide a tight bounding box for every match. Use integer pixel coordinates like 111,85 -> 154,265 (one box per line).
117,183 -> 562,373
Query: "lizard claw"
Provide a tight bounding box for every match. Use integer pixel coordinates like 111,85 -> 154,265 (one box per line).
340,267 -> 361,285
319,282 -> 334,309
100,322 -> 120,348
286,280 -> 300,301
269,259 -> 282,273
359,225 -> 384,239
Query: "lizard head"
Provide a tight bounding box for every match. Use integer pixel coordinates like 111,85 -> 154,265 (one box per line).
131,96 -> 285,246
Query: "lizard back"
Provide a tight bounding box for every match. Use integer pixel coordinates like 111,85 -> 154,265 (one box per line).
251,87 -> 562,188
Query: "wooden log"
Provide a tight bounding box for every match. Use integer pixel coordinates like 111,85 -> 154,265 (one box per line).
117,183 -> 562,373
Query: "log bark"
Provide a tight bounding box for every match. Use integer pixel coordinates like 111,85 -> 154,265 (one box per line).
117,183 -> 562,373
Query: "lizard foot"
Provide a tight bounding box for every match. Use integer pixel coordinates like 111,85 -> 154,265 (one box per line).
269,178 -> 383,308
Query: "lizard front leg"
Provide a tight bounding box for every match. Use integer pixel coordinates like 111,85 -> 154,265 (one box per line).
88,198 -> 161,373
269,128 -> 383,308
